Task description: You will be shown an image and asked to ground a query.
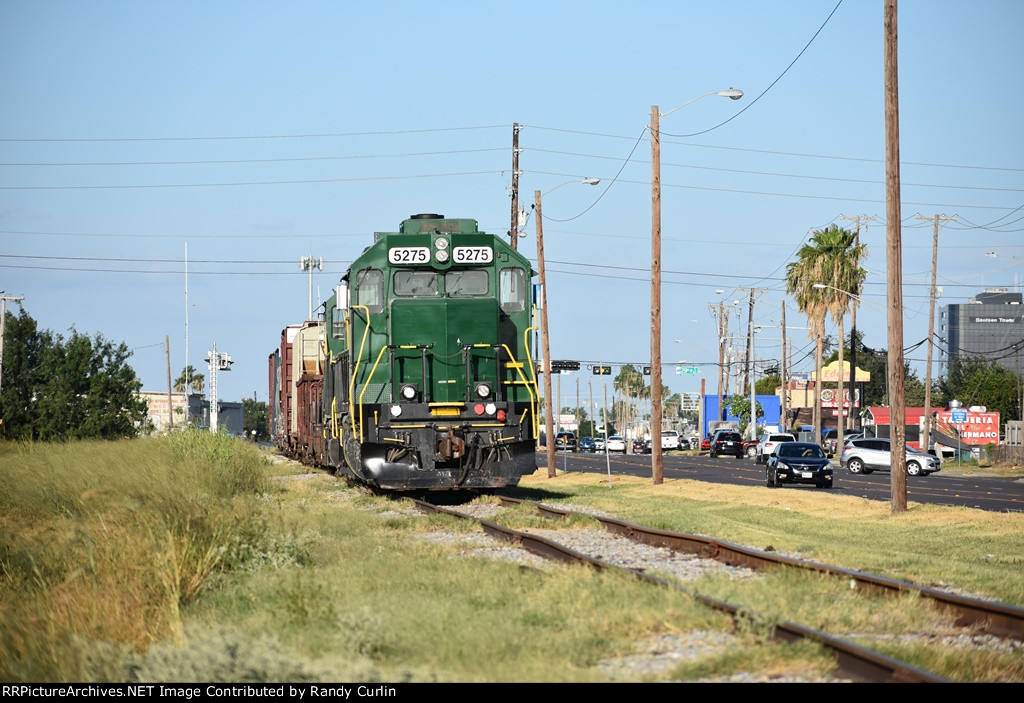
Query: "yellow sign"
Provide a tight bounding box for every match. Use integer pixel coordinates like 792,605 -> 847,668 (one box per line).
811,360 -> 871,383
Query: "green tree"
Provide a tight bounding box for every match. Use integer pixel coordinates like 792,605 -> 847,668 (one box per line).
242,398 -> 269,441
174,365 -> 205,394
937,357 -> 1021,422
755,374 -> 782,396
0,308 -> 148,440
725,395 -> 763,438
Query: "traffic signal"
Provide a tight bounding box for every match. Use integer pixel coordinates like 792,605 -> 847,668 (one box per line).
550,360 -> 580,372
592,365 -> 612,375
642,365 -> 651,375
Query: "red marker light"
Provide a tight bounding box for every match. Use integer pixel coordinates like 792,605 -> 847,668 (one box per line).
497,410 -> 506,422
474,403 -> 485,415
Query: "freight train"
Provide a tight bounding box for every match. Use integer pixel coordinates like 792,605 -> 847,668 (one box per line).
269,214 -> 539,490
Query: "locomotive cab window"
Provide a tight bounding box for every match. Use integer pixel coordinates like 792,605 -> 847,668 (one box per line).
355,269 -> 384,313
393,270 -> 439,297
445,270 -> 488,297
499,268 -> 526,313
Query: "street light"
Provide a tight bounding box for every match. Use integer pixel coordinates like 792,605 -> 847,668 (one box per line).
650,89 -> 743,484
535,178 -> 601,478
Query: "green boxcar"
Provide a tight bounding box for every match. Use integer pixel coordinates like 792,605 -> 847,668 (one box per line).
321,214 -> 539,490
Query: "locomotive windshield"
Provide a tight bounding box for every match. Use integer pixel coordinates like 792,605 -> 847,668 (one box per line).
393,270 -> 439,297
445,270 -> 488,297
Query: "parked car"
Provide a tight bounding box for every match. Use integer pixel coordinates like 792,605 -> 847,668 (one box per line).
766,442 -> 834,489
661,430 -> 682,450
593,436 -> 606,452
755,433 -> 797,464
678,437 -> 691,450
840,437 -> 941,476
700,436 -> 711,451
606,435 -> 626,453
632,438 -> 647,454
710,430 -> 744,458
743,440 -> 758,459
578,436 -> 596,452
554,431 -> 577,452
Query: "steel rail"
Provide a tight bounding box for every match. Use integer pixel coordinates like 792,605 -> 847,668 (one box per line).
412,498 -> 947,683
495,495 -> 1024,641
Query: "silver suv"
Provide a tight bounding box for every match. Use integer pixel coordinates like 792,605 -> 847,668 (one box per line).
840,438 -> 940,476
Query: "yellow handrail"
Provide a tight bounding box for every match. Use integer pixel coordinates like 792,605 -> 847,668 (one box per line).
348,305 -> 372,443
502,343 -> 538,438
523,313 -> 540,437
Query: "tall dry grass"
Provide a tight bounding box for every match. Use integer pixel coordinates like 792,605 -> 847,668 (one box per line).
0,431 -> 272,681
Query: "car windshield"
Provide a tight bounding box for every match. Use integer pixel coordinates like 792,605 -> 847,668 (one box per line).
778,444 -> 825,458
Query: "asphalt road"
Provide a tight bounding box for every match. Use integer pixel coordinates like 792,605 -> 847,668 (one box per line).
546,449 -> 1024,513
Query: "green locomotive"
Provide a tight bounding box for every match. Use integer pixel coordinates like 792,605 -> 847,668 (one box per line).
321,213 -> 539,490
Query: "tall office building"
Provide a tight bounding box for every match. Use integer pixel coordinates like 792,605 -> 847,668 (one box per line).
941,288 -> 1023,374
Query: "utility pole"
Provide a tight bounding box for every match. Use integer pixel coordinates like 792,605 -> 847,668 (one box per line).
534,190 -> 556,478
509,123 -> 522,250
709,300 -> 729,433
781,301 -> 788,430
738,288 -> 766,439
0,293 -> 26,398
840,214 -> 876,430
650,105 -> 664,484
884,0 -> 907,513
917,213 -> 957,456
166,335 -> 174,431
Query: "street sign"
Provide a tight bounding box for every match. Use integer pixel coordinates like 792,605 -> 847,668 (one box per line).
675,365 -> 699,375
951,409 -> 968,423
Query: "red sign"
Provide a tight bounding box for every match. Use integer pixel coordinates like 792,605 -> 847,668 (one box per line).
819,388 -> 860,409
934,410 -> 1000,446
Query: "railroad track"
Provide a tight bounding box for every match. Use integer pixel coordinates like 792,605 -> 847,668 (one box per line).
412,497 -> 952,683
494,495 -> 1024,642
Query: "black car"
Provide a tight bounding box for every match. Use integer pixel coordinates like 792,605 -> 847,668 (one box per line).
554,431 -> 577,452
767,442 -> 833,489
709,430 -> 744,458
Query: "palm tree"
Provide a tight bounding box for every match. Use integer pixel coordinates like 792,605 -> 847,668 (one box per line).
786,241 -> 830,443
173,365 -> 206,395
787,226 -> 868,448
815,226 -> 867,452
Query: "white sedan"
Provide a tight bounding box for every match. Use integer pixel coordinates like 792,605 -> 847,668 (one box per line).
606,435 -> 626,452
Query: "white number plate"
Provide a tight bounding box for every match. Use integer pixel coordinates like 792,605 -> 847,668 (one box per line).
801,472 -> 813,478
388,247 -> 430,265
452,246 -> 492,263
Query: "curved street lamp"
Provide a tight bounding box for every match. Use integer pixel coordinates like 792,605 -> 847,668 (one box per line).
535,178 -> 601,478
650,89 -> 743,484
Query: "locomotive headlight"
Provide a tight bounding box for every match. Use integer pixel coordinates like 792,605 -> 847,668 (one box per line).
389,404 -> 402,417
400,383 -> 418,401
435,237 -> 449,250
474,382 -> 492,399
435,250 -> 449,263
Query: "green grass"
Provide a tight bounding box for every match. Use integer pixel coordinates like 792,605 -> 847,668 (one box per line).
4,442 -> 1023,682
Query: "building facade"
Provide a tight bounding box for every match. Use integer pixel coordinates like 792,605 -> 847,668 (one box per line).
941,288 -> 1024,374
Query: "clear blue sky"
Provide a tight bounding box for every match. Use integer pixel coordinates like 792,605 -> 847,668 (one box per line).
2,1 -> 1022,408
